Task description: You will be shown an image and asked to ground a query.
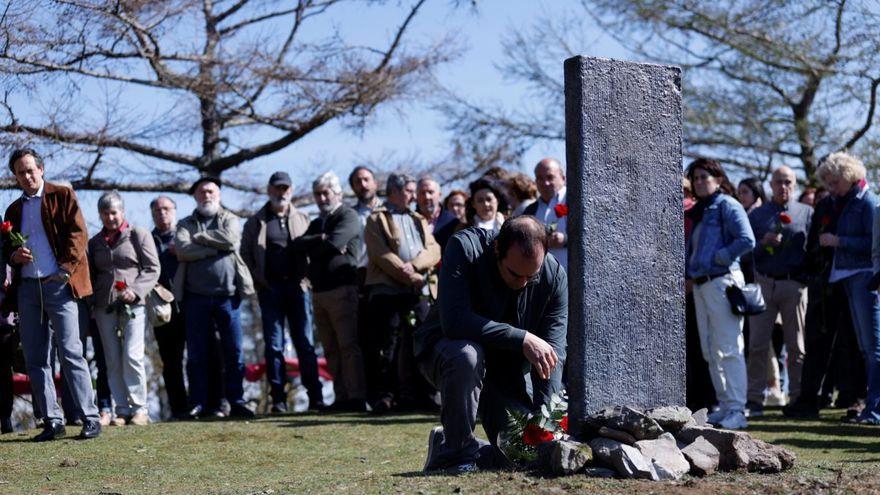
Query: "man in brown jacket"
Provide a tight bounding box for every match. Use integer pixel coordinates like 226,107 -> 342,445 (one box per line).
1,148 -> 100,441
364,173 -> 441,414
242,172 -> 324,412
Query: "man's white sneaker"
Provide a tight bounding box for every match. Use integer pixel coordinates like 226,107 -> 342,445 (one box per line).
707,409 -> 727,425
718,410 -> 748,430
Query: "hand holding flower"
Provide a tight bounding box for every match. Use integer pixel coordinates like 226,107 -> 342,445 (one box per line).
819,233 -> 840,248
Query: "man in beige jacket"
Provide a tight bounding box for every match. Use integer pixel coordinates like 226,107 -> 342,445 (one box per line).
242,172 -> 324,413
364,173 -> 440,414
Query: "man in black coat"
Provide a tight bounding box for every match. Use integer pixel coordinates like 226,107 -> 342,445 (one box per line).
415,216 -> 567,473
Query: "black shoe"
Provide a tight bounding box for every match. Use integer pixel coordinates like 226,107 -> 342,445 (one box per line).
308,400 -> 328,412
745,401 -> 764,418
229,404 -> 255,419
33,421 -> 65,442
423,426 -> 444,472
1,418 -> 12,434
370,397 -> 393,416
79,420 -> 101,439
270,402 -> 288,414
322,399 -> 366,414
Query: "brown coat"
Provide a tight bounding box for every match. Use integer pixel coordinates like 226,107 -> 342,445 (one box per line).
88,226 -> 161,309
2,182 -> 92,308
364,205 -> 440,297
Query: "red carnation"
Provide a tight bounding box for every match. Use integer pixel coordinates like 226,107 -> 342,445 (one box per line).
779,212 -> 792,225
114,281 -> 127,292
523,423 -> 554,446
559,415 -> 569,433
554,204 -> 569,218
0,221 -> 12,234
821,215 -> 831,227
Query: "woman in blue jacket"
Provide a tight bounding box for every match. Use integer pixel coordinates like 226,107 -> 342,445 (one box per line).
686,158 -> 756,430
818,152 -> 880,425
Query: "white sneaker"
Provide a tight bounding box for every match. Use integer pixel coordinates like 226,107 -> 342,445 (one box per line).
707,409 -> 727,425
718,410 -> 748,430
765,388 -> 787,407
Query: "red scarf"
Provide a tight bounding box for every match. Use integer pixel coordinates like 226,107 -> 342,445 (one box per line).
102,221 -> 129,248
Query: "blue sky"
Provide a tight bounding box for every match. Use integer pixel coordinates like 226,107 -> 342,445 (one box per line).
2,0 -> 629,232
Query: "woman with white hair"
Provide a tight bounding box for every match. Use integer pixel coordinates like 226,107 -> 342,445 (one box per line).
88,191 -> 161,425
817,152 -> 880,425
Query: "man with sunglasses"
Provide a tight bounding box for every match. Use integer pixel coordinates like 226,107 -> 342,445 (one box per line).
415,216 -> 567,474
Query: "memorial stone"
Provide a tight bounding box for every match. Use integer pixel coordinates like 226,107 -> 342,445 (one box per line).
564,56 -> 685,436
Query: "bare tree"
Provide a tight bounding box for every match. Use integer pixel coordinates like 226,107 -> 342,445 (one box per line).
0,0 -> 456,193
442,1 -> 880,181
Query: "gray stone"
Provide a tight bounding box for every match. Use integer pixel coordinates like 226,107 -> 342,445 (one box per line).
680,436 -> 720,476
564,56 -> 685,434
583,467 -> 617,478
598,426 -> 636,445
551,440 -> 593,476
589,437 -> 659,480
634,433 -> 690,481
586,406 -> 663,440
691,408 -> 709,427
674,426 -> 796,473
646,406 -> 693,432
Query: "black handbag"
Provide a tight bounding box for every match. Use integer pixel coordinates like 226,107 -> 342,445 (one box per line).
726,282 -> 766,316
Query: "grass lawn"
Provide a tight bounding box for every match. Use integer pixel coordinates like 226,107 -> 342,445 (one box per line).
0,409 -> 879,494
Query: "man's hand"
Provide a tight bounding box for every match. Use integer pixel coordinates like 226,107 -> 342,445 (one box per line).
11,247 -> 33,265
819,233 -> 840,248
410,273 -> 426,289
401,262 -> 415,276
119,288 -> 137,304
522,332 -> 558,380
761,232 -> 782,247
548,232 -> 565,249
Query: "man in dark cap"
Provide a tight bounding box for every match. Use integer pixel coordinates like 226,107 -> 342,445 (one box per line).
242,172 -> 325,412
174,176 -> 256,418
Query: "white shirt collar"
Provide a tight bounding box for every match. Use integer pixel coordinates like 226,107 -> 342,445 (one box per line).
23,182 -> 45,201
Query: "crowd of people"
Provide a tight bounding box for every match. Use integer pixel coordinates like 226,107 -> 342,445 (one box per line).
0,147 -> 569,443
684,153 -> 880,430
2,143 -> 875,460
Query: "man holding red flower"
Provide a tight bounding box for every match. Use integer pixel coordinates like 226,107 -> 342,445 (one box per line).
523,158 -> 568,269
1,148 -> 100,441
745,166 -> 812,417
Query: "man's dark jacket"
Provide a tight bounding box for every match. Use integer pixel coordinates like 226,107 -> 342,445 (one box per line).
293,205 -> 361,292
432,208 -> 460,251
414,227 -> 567,408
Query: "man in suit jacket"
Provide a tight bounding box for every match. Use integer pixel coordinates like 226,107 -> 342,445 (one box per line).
522,158 -> 567,269
416,177 -> 459,252
1,148 -> 100,441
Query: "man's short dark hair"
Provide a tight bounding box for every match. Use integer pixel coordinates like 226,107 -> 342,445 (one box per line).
386,172 -> 416,196
496,216 -> 548,261
8,148 -> 45,173
348,165 -> 374,188
150,195 -> 177,210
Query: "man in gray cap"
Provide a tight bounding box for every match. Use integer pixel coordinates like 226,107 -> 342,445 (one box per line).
242,172 -> 325,412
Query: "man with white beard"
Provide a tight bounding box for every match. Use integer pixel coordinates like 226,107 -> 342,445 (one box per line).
173,176 -> 256,419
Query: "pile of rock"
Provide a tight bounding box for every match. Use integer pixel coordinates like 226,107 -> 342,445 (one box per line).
538,405 -> 795,480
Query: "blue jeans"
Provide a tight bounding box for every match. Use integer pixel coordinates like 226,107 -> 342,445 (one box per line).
184,292 -> 246,408
258,280 -> 322,403
841,272 -> 880,420
18,279 -> 98,423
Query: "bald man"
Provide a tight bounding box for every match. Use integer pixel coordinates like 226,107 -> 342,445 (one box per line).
523,158 -> 567,269
745,166 -> 811,418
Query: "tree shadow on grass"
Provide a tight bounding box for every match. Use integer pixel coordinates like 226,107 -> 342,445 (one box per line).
272,415 -> 437,429
769,437 -> 880,457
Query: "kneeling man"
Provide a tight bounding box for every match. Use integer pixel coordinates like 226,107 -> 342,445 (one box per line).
415,216 -> 567,473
